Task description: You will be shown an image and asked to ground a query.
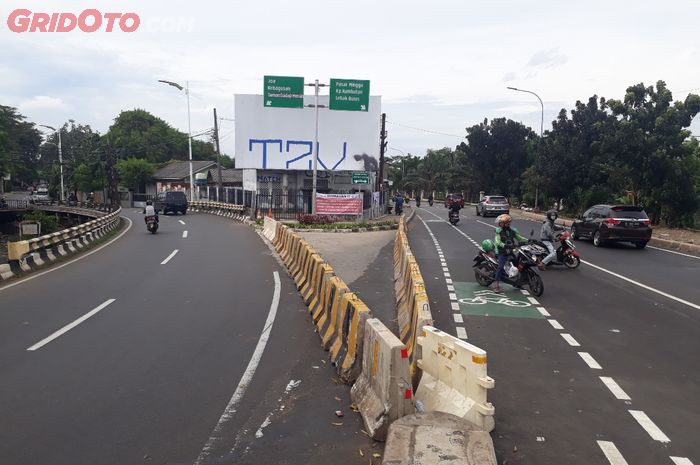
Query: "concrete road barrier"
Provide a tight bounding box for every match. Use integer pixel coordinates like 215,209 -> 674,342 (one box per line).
382,411 -> 497,465
351,318 -> 415,440
309,264 -> 334,321
416,326 -> 495,432
318,277 -> 351,349
330,292 -> 371,383
263,216 -> 277,242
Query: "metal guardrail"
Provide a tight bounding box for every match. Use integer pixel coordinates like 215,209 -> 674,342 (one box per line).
189,201 -> 247,214
7,207 -> 122,262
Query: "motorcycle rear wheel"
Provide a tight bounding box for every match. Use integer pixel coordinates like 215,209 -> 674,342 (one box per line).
528,270 -> 544,296
563,254 -> 580,269
474,264 -> 494,287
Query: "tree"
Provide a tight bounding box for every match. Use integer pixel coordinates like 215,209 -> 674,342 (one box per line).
117,158 -> 155,192
0,105 -> 42,188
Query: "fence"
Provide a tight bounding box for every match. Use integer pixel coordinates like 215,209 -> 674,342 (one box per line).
256,190 -> 389,221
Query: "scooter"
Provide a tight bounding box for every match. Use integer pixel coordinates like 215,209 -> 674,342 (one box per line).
473,243 -> 545,296
531,230 -> 581,269
448,208 -> 460,225
145,215 -> 159,234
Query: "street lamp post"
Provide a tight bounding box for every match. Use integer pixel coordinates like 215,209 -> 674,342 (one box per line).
158,79 -> 195,201
39,124 -> 64,203
507,86 -> 544,209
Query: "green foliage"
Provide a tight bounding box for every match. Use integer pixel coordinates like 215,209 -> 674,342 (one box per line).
22,210 -> 60,234
117,158 -> 155,191
0,105 -> 42,186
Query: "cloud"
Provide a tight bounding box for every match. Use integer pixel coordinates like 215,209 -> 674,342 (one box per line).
503,72 -> 517,82
526,47 -> 568,68
20,96 -> 68,111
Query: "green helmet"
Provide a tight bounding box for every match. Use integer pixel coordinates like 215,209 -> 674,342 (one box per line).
481,239 -> 494,252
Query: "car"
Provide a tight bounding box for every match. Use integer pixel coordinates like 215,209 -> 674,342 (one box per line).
154,190 -> 188,215
31,186 -> 51,204
444,193 -> 465,208
571,204 -> 652,249
476,195 -> 510,217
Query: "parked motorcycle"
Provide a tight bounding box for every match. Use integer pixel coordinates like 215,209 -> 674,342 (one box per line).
448,209 -> 460,225
531,230 -> 581,269
145,215 -> 158,234
473,243 -> 545,296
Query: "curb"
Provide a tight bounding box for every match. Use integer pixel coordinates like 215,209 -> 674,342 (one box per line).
286,224 -> 399,233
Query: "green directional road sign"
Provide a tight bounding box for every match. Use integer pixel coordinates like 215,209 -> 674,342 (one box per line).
352,171 -> 370,184
329,78 -> 370,111
263,75 -> 304,108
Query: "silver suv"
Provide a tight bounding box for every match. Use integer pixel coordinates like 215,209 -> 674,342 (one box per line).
476,195 -> 509,217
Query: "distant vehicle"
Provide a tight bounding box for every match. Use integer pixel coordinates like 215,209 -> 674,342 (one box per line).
154,190 -> 188,215
31,186 -> 51,204
444,193 -> 465,209
476,195 -> 509,217
571,204 -> 652,249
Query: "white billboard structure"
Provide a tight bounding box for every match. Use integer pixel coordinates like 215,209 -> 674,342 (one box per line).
235,94 -> 381,172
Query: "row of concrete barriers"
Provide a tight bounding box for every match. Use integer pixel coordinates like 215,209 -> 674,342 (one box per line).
189,201 -> 249,222
1,207 -> 122,281
264,216 -> 416,440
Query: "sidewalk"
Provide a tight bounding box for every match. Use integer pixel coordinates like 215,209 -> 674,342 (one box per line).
299,230 -> 398,335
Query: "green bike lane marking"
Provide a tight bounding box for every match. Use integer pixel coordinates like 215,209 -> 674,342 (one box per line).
454,282 -> 544,319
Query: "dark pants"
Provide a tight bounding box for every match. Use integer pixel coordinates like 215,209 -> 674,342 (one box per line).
495,252 -> 509,282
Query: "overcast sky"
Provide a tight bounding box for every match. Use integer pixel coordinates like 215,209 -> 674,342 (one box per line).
2,0 -> 699,159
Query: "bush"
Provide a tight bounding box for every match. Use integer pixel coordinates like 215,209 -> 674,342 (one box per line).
297,214 -> 337,225
21,210 -> 60,235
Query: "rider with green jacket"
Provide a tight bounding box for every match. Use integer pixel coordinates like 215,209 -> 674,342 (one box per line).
493,214 -> 528,292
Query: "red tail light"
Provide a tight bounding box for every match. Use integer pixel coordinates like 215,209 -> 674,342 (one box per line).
605,218 -> 622,226
641,219 -> 651,225
404,389 -> 412,399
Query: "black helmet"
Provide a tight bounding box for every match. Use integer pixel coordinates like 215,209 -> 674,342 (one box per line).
546,209 -> 558,221
146,200 -> 153,206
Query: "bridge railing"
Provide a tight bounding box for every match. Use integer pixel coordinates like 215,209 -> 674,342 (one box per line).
7,207 -> 122,263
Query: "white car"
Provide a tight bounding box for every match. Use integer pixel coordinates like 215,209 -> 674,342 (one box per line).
32,187 -> 51,204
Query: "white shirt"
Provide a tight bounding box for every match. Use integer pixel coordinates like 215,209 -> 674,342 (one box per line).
145,205 -> 156,216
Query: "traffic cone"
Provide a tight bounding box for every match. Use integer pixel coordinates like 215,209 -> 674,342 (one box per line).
267,208 -> 273,218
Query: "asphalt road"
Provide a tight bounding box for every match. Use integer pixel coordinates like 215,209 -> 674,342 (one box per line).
0,210 -> 377,465
408,203 -> 699,465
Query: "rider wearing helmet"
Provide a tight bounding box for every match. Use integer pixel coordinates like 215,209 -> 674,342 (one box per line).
493,214 -> 528,292
144,199 -> 159,223
540,209 -> 565,267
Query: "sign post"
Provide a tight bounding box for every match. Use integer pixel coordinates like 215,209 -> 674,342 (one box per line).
329,79 -> 370,112
352,171 -> 370,184
264,76 -> 304,108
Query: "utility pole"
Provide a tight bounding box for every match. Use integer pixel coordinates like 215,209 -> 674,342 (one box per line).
213,108 -> 222,194
377,112 -> 387,192
306,80 -> 327,214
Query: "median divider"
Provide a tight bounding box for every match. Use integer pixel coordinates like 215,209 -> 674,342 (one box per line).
415,326 -> 495,432
189,201 -> 248,222
350,318 -> 415,440
393,217 -> 434,387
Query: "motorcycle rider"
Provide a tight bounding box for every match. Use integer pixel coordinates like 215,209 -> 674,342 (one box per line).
540,209 -> 565,268
427,193 -> 434,206
416,192 -> 421,207
394,193 -> 405,215
144,199 -> 159,224
493,214 -> 528,293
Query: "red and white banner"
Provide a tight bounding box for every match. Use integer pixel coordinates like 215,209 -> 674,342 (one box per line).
316,193 -> 362,215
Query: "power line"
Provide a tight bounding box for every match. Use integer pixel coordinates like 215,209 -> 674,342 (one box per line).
386,120 -> 465,139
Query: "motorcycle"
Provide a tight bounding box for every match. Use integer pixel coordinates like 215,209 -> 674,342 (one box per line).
531,230 -> 581,269
428,198 -> 434,206
395,204 -> 403,215
473,242 -> 545,296
145,215 -> 159,234
448,209 -> 460,225
416,198 -> 421,207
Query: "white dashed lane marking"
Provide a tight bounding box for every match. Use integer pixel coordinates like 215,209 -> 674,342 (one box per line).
628,410 -> 671,443
456,327 -> 468,339
670,457 -> 694,465
560,333 -> 581,347
183,230 -> 188,238
596,441 -> 630,465
578,352 -> 603,370
547,319 -> 564,330
178,220 -> 186,225
453,314 -> 464,323
537,306 -> 551,317
599,377 -> 631,401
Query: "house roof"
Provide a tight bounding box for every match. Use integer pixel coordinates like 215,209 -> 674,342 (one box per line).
209,168 -> 242,184
152,161 -> 217,180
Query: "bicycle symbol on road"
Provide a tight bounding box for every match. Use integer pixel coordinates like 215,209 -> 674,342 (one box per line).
458,290 -> 531,307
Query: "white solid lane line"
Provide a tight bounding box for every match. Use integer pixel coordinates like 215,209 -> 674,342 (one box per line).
179,220 -> 186,225
646,245 -> 700,260
670,457 -> 694,465
596,441 -> 630,465
578,352 -> 603,369
581,259 -> 700,311
183,230 -> 188,238
628,410 -> 671,443
560,333 -> 581,347
195,271 -> 282,464
161,249 -> 179,265
599,376 -> 631,401
27,299 -> 116,351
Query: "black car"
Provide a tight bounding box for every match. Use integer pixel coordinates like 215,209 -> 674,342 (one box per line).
154,190 -> 188,215
571,204 -> 652,249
